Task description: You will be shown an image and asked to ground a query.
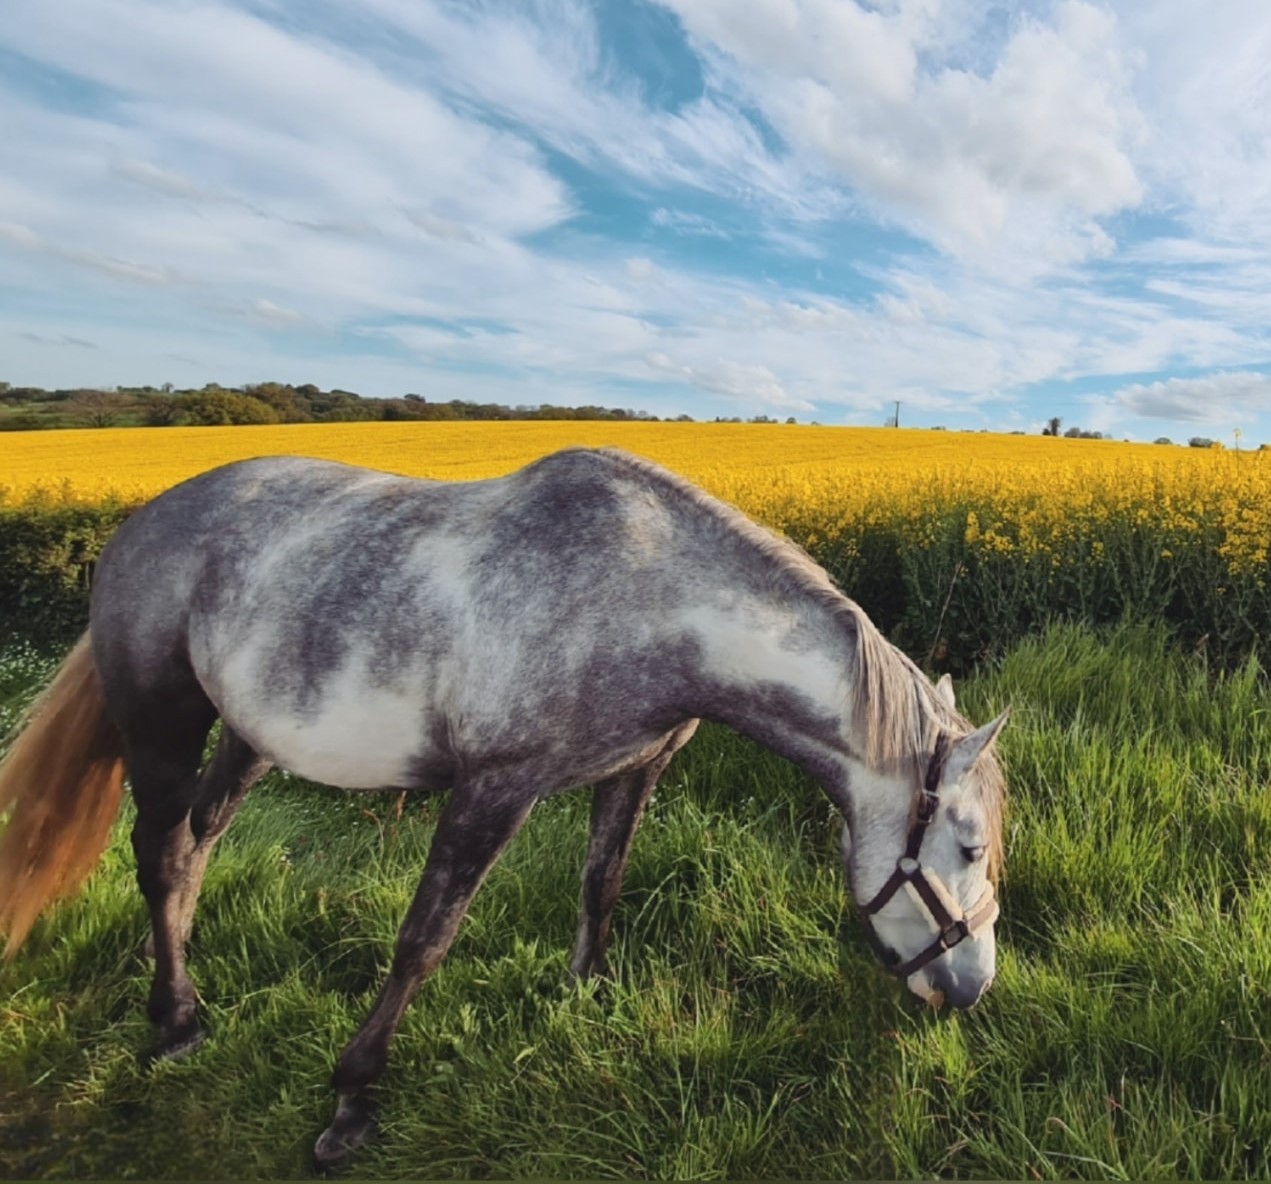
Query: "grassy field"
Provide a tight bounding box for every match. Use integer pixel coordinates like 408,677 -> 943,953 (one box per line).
2,621 -> 1270,1179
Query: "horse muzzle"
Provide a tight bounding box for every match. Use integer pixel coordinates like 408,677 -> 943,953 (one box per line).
859,855 -> 999,987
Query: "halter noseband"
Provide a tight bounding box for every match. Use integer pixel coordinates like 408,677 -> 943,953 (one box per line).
857,737 -> 999,979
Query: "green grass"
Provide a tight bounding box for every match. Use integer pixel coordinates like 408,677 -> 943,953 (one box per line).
2,622 -> 1270,1178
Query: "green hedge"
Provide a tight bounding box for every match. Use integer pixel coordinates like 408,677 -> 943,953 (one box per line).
1,496 -> 1266,674
807,522 -> 1268,677
0,500 -> 135,645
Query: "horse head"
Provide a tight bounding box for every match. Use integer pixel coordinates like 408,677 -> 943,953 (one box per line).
841,674 -> 1008,1009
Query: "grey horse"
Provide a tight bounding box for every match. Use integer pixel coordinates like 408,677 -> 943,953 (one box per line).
0,447 -> 1007,1167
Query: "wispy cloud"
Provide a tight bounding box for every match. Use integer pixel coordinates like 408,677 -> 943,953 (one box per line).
353,0 -> 840,219
18,331 -> 99,349
242,299 -> 306,327
1,219 -> 174,284
111,158 -> 218,202
650,207 -> 729,238
659,0 -> 1144,272
646,351 -> 810,412
1110,371 -> 1271,424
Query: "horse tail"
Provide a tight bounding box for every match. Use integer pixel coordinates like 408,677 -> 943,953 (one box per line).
0,631 -> 126,957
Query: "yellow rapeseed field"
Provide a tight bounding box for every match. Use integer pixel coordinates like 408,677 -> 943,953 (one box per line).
2,421 -> 1268,665
1,420 -> 1266,574
0,418 -> 1093,498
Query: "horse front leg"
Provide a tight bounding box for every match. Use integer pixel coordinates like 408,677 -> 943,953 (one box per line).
569,720 -> 699,981
314,779 -> 535,1170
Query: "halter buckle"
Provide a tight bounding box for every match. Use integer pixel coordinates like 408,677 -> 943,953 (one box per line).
939,919 -> 970,950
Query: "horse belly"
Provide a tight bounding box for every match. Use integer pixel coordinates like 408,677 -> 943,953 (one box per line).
216,664 -> 432,790
266,697 -> 425,789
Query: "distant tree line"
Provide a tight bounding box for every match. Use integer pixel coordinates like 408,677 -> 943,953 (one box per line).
1041,418 -> 1107,439
1042,418 -> 1258,448
0,381 -> 816,430
0,380 -> 708,430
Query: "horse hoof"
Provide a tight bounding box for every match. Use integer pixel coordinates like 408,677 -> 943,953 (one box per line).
146,1022 -> 206,1066
314,1098 -> 375,1172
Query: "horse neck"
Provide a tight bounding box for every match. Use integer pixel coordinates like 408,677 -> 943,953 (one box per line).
681,584 -> 869,810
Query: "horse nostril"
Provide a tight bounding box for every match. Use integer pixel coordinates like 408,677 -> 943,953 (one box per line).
952,975 -> 991,1009
930,967 -> 991,1010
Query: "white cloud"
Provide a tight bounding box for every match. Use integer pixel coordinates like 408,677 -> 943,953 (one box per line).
404,211 -> 482,245
350,0 -> 841,221
246,299 -> 306,327
659,0 -> 1143,271
625,257 -> 660,282
0,218 -> 174,285
1111,371 -> 1271,424
112,158 -> 217,202
1119,0 -> 1271,248
646,351 -> 810,411
1,0 -> 573,248
0,221 -> 42,249
1124,238 -> 1266,267
650,207 -> 729,238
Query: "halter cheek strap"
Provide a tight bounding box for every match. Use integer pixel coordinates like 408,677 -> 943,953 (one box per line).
858,741 -> 999,978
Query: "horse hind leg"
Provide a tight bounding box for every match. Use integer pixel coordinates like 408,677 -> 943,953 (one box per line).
141,725 -> 271,957
569,719 -> 699,982
124,690 -> 218,1058
315,776 -> 535,1169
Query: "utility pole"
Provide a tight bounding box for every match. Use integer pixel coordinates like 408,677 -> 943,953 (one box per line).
893,400 -> 901,428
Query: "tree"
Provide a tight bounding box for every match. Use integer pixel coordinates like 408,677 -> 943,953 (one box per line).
1043,416 -> 1062,436
1154,437 -> 1173,445
139,392 -> 183,426
68,389 -> 131,428
244,382 -> 310,422
185,389 -> 280,426
381,398 -> 429,422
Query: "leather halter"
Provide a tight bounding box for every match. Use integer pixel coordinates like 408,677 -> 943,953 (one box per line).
858,737 -> 999,979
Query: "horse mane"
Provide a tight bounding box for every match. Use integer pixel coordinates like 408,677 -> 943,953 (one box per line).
584,447 -> 1006,880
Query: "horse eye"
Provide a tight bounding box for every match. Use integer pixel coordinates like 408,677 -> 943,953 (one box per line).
960,844 -> 986,864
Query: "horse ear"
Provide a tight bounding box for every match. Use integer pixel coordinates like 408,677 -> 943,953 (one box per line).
935,673 -> 955,709
941,710 -> 1009,786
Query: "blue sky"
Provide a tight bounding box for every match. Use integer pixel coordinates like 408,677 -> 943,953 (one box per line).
3,0 -> 1271,440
